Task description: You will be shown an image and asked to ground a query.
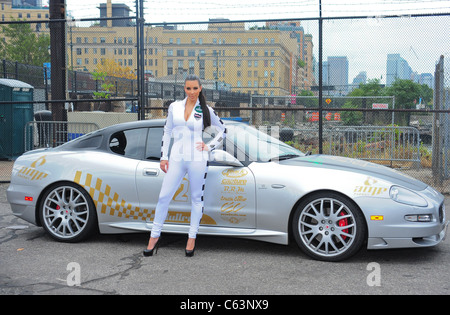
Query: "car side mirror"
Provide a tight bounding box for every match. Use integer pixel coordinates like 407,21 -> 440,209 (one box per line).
210,150 -> 244,167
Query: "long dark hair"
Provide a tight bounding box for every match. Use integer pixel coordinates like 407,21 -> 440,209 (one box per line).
185,74 -> 211,129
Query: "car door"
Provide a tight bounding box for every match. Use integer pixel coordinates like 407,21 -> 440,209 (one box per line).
203,163 -> 256,229
136,127 -> 165,223
93,127 -> 146,226
136,126 -> 256,229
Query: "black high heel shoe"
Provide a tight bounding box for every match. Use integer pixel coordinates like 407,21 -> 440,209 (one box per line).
185,247 -> 195,257
185,239 -> 196,257
143,237 -> 161,257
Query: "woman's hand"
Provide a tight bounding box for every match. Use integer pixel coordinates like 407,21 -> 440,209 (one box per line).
196,141 -> 209,152
160,160 -> 169,173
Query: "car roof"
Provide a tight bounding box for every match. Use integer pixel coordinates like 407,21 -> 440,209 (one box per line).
57,118 -> 241,152
104,118 -> 166,132
98,118 -> 240,134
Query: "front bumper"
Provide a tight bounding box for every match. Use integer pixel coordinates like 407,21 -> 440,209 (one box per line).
368,220 -> 448,249
356,186 -> 447,250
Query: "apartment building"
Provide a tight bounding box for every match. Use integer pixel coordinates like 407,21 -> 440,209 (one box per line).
0,0 -> 49,28
2,0 -> 315,97
71,19 -> 312,97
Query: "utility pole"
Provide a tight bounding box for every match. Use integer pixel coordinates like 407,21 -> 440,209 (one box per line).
136,0 -> 145,120
318,0 -> 323,154
49,0 -> 67,123
139,0 -> 145,120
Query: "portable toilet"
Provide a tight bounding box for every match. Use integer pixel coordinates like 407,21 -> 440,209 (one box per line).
0,79 -> 34,160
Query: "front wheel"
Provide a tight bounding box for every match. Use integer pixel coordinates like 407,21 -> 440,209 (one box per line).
292,192 -> 366,262
39,182 -> 97,242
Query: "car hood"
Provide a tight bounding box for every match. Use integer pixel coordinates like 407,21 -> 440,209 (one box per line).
279,154 -> 428,191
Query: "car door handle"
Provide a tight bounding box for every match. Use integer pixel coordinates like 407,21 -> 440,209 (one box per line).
144,168 -> 159,176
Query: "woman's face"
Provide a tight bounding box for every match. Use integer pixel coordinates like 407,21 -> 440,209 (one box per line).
184,80 -> 202,103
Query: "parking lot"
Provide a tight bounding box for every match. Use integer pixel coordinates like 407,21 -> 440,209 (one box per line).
0,182 -> 449,296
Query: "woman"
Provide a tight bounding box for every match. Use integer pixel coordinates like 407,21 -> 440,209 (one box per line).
144,75 -> 226,257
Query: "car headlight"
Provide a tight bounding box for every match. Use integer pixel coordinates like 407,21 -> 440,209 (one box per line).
389,185 -> 428,207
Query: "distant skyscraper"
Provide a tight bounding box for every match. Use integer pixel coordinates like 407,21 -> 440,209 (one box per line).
349,71 -> 367,91
327,56 -> 349,95
418,73 -> 434,89
352,71 -> 367,85
322,61 -> 329,86
386,54 -> 412,86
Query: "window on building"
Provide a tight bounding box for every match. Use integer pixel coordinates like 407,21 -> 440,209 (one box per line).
167,60 -> 173,75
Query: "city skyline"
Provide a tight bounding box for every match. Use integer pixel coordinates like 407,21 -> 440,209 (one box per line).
324,52 -> 434,92
61,0 -> 449,85
5,0 -> 449,89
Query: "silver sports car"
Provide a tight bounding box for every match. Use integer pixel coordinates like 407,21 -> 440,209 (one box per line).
7,119 -> 448,261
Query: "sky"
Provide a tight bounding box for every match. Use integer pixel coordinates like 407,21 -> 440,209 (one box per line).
56,0 -> 450,21
47,0 -> 450,84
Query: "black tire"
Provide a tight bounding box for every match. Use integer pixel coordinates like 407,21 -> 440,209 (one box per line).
292,192 -> 366,262
39,182 -> 97,242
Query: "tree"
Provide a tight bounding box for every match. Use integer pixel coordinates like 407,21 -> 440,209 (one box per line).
0,21 -> 50,66
93,59 -> 137,96
356,78 -> 384,96
94,59 -> 136,80
384,79 -> 432,125
92,71 -> 114,99
340,78 -> 383,125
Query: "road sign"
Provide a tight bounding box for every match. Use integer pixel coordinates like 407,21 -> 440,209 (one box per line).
372,103 -> 389,109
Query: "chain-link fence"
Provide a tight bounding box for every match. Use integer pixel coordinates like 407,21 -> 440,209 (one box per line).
0,10 -> 449,193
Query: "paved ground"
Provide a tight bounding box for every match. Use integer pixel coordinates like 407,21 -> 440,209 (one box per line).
0,183 -> 449,297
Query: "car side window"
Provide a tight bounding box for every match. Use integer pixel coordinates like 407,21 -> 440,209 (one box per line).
145,127 -> 165,160
109,128 -> 146,159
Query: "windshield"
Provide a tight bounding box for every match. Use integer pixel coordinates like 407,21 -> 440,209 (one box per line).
226,124 -> 305,162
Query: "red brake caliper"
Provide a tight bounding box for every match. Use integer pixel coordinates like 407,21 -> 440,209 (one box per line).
338,211 -> 348,240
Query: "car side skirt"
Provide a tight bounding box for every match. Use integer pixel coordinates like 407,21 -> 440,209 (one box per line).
99,221 -> 289,245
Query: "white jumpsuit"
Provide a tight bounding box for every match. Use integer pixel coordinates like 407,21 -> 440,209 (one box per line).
150,98 -> 226,239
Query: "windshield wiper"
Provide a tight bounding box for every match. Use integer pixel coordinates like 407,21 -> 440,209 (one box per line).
269,154 -> 301,162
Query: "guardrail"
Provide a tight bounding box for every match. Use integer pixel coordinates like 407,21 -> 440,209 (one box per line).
24,121 -> 100,151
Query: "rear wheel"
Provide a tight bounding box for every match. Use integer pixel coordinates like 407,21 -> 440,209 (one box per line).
39,182 -> 97,242
292,192 -> 366,262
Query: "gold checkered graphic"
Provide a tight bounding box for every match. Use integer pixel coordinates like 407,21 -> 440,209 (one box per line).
73,170 -> 217,225
74,171 -> 152,221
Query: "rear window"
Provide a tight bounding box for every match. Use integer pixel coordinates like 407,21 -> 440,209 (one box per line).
71,135 -> 103,149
